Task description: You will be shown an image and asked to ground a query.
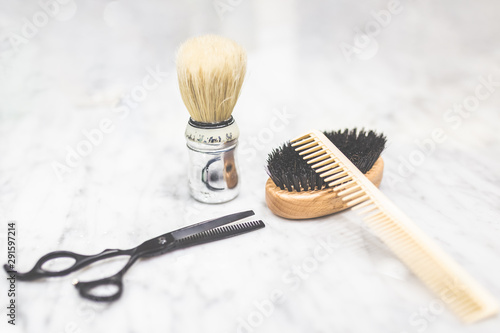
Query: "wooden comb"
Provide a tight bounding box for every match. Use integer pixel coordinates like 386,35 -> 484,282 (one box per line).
291,130 -> 498,323
265,157 -> 384,219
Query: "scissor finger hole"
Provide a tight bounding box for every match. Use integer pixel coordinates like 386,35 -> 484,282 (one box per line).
41,257 -> 77,272
84,283 -> 120,299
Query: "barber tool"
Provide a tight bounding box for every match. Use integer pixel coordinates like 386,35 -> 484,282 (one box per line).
4,211 -> 264,302
290,130 -> 498,323
176,35 -> 247,203
266,129 -> 386,219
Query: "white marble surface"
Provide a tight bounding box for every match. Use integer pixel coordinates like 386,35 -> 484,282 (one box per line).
1,0 -> 500,332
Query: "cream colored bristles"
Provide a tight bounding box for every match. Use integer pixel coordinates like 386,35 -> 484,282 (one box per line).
176,35 -> 247,123
291,130 -> 499,323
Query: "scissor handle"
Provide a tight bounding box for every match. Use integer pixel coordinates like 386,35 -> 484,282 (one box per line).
7,248 -> 132,281
73,253 -> 140,302
74,272 -> 124,302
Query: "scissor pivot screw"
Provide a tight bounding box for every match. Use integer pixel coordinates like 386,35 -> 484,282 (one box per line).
158,237 -> 167,245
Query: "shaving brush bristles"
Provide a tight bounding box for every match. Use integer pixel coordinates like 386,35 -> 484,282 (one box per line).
176,35 -> 247,123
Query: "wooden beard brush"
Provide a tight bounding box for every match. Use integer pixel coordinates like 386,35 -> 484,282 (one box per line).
290,130 -> 498,323
266,129 -> 386,219
177,35 -> 247,203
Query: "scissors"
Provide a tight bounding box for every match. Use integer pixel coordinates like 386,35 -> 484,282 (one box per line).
4,210 -> 264,302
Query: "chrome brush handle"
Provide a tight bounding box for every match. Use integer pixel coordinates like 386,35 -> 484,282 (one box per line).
185,117 -> 240,203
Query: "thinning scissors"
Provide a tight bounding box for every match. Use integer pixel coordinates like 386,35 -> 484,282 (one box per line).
4,210 -> 264,302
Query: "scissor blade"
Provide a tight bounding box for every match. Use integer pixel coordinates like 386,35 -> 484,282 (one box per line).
170,210 -> 255,240
175,220 -> 265,248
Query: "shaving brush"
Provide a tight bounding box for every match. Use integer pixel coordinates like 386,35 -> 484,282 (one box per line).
177,35 -> 247,203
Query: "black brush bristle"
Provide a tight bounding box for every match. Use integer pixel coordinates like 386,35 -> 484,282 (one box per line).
266,128 -> 386,192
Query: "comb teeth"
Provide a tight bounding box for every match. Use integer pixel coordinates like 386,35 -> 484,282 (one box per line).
267,129 -> 386,192
312,159 -> 338,170
291,130 -> 499,323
